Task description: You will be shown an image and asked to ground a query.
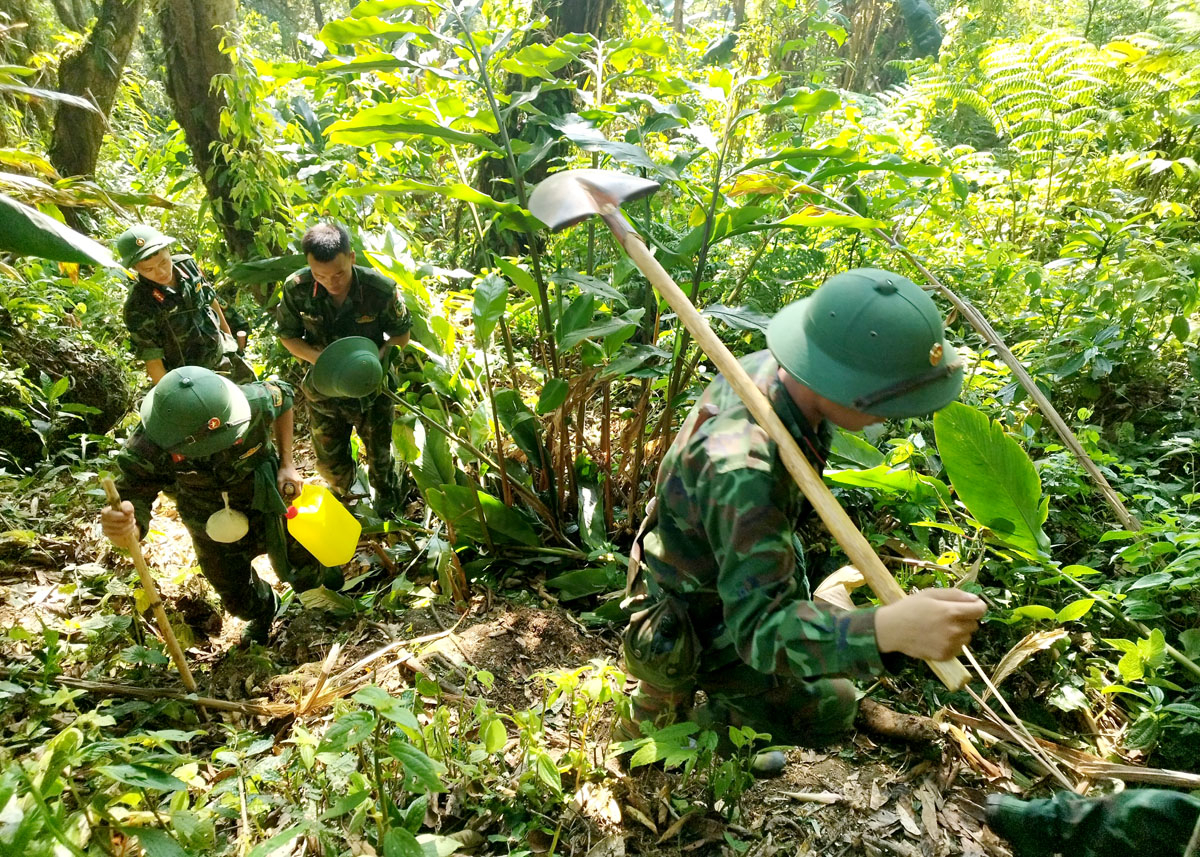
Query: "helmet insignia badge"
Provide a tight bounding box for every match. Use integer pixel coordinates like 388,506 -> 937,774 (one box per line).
929,343 -> 944,366
135,238 -> 145,247
207,417 -> 222,430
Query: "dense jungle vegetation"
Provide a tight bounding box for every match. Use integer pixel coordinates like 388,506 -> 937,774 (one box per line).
1,0 -> 1199,853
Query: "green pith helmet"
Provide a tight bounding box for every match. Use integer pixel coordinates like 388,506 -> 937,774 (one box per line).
115,225 -> 175,268
140,367 -> 251,457
766,268 -> 963,418
311,336 -> 383,398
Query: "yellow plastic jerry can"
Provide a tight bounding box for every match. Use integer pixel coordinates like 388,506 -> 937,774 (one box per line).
285,484 -> 361,566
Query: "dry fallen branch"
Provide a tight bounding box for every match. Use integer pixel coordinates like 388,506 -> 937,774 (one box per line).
946,710 -> 1200,788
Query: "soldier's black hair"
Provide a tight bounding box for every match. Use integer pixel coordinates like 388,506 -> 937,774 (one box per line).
302,223 -> 352,262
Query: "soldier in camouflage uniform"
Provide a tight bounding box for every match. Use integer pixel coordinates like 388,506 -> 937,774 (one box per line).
115,225 -> 255,386
276,223 -> 411,518
100,367 -> 327,644
620,269 -> 986,767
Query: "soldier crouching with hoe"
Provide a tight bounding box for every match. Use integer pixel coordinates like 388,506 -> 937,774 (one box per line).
100,367 -> 336,646
618,269 -> 987,776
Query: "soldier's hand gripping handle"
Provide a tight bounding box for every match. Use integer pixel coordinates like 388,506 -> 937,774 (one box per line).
874,588 -> 986,662
101,498 -> 140,548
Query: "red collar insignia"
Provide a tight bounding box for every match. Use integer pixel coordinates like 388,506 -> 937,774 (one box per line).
152,289 -> 165,303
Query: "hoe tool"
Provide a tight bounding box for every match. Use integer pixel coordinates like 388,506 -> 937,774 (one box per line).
528,169 -> 970,691
102,477 -> 199,695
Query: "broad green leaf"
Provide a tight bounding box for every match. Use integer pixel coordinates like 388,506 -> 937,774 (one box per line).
472,273 -> 508,346
338,179 -> 518,213
328,107 -> 501,151
350,0 -> 440,17
557,293 -> 595,346
548,114 -> 674,178
934,402 -> 1051,557
319,789 -> 371,820
774,206 -> 887,231
763,88 -> 840,115
131,828 -> 189,857
0,83 -> 98,111
319,17 -> 430,44
1056,599 -> 1095,622
226,253 -> 307,285
1011,605 -> 1056,621
384,829 -> 425,857
829,429 -> 886,468
495,390 -> 551,477
701,304 -> 771,333
1128,572 -> 1171,590
1117,648 -> 1144,682
426,485 -> 540,546
1138,628 -> 1166,670
1180,628 -> 1200,658
537,378 -> 568,414
0,193 -> 119,267
318,711 -> 376,752
500,39 -> 587,79
99,764 -> 187,792
387,738 -> 447,793
248,826 -> 307,857
560,308 -> 643,351
1170,316 -> 1190,343
482,718 -> 506,754
544,565 -> 624,600
353,685 -> 421,730
554,270 -> 626,305
1125,711 -> 1161,749
495,257 -> 539,298
825,465 -> 950,503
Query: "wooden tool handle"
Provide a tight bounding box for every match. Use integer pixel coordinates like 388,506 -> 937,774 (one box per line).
613,222 -> 971,691
102,477 -> 198,693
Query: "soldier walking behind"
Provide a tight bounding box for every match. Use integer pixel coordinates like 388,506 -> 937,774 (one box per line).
114,225 -> 255,385
276,223 -> 411,518
100,367 -> 330,645
619,269 -> 987,774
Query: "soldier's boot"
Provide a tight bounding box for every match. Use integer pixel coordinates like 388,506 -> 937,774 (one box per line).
240,589 -> 280,648
692,701 -> 787,779
613,679 -> 694,745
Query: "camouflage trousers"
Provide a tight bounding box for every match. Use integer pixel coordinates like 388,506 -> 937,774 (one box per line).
176,494 -> 333,625
626,660 -> 859,747
301,372 -> 400,514
217,352 -> 258,385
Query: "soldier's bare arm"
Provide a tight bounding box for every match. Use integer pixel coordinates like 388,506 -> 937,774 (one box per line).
272,405 -> 302,496
211,300 -> 233,335
874,588 -> 985,661
145,359 -> 167,385
280,337 -> 323,365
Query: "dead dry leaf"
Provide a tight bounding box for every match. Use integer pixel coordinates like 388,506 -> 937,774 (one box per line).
870,780 -> 890,810
623,803 -> 657,834
989,628 -> 1068,693
584,834 -> 625,857
897,794 -> 923,838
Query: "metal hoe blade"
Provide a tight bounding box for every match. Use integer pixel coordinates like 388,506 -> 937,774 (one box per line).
527,169 -> 661,231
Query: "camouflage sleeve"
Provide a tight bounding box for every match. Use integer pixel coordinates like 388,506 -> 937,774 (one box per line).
380,284 -> 412,339
113,432 -> 170,537
177,257 -> 216,304
275,281 -> 306,340
700,458 -> 885,680
123,299 -> 165,364
258,379 -> 295,421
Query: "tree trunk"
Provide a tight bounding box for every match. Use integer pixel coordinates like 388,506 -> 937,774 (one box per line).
732,0 -> 746,29
311,0 -> 325,30
49,0 -> 145,185
157,0 -> 256,258
673,0 -> 683,32
49,0 -> 94,32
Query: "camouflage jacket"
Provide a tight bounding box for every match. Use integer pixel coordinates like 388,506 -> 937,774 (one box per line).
275,265 -> 411,349
642,350 -> 886,680
123,254 -> 231,370
115,380 -> 294,535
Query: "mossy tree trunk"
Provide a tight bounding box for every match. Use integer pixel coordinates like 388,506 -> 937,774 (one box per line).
156,0 -> 256,258
49,0 -> 145,190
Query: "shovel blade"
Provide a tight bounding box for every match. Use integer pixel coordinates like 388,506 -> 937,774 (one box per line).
528,169 -> 661,231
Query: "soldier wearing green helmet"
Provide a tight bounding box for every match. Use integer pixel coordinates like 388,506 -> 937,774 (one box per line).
100,366 -> 333,645
275,223 -> 412,519
115,224 -> 255,386
618,268 -> 986,773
